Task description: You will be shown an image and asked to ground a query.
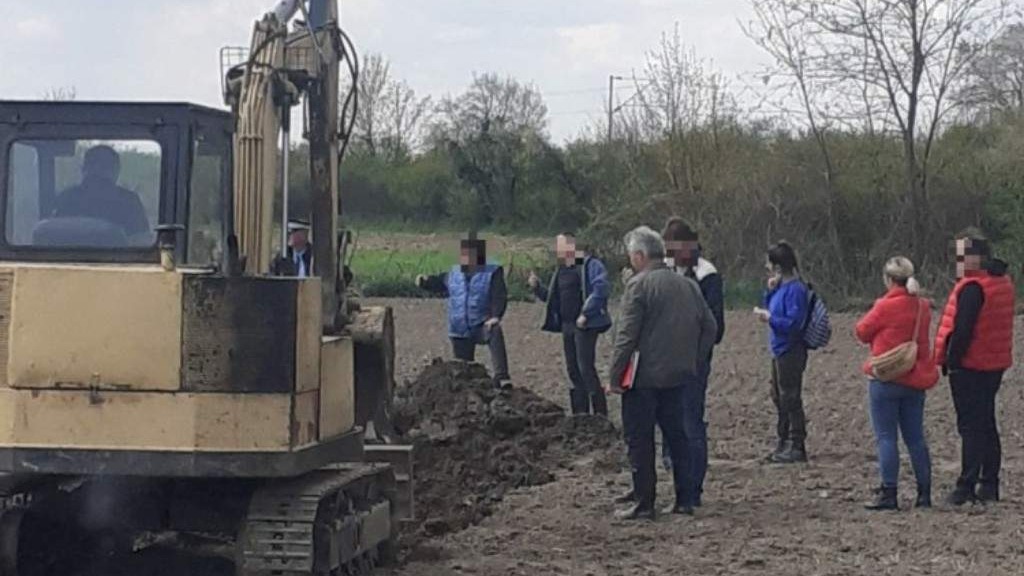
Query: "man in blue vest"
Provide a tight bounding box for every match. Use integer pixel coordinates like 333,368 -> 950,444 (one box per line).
416,235 -> 511,387
529,233 -> 612,415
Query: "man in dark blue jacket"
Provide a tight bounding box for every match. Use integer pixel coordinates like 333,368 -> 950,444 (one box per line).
417,235 -> 510,386
529,234 -> 612,415
660,217 -> 725,507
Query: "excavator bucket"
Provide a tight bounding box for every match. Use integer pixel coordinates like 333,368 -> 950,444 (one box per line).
349,304 -> 414,520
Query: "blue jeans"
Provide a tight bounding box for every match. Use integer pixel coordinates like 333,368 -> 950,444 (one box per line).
868,380 -> 931,488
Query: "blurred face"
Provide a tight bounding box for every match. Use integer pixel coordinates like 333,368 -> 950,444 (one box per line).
459,239 -> 484,271
556,234 -> 582,265
666,239 -> 699,267
288,229 -> 308,249
765,256 -> 777,275
955,238 -> 983,278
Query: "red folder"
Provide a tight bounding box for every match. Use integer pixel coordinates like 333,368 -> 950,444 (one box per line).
619,351 -> 639,390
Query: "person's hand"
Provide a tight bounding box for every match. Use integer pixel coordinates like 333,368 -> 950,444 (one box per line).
576,315 -> 587,329
484,317 -> 501,329
767,274 -> 781,290
621,267 -> 634,285
527,270 -> 539,289
753,307 -> 770,323
415,274 -> 427,288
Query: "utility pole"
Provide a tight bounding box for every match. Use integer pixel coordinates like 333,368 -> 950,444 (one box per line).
607,75 -> 616,144
607,74 -> 651,145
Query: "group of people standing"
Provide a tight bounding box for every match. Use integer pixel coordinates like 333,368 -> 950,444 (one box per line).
417,222 -> 1015,521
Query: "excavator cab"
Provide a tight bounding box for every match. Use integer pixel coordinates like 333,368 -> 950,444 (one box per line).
1,101 -> 231,266
0,99 -> 410,575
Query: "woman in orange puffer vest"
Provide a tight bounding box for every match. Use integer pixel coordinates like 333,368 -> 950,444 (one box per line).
855,257 -> 937,510
934,230 -> 1014,506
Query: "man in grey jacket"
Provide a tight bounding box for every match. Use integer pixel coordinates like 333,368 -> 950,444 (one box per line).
608,226 -> 718,520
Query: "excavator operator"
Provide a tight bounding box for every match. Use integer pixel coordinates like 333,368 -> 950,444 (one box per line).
52,144 -> 150,241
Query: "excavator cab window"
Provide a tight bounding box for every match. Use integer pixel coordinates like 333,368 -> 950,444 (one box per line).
7,139 -> 160,249
0,101 -> 235,266
187,134 -> 230,266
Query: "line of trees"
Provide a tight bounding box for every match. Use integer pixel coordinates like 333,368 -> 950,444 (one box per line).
307,1 -> 1024,302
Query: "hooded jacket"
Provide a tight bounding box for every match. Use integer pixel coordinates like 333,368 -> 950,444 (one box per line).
534,256 -> 612,333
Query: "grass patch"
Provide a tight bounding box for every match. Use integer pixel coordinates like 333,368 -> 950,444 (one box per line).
350,247 -> 550,301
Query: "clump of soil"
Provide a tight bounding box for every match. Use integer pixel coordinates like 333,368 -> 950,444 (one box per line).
393,359 -> 617,540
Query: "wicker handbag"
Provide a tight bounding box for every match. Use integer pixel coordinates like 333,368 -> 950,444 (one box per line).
870,298 -> 923,382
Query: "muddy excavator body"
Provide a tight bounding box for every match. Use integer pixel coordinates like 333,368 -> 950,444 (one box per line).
0,2 -> 412,574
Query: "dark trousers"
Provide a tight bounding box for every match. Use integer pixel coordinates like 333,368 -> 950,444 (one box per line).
451,324 -> 510,381
622,386 -> 690,509
771,345 -> 808,445
661,359 -> 710,506
561,323 -> 607,415
950,369 -> 1003,489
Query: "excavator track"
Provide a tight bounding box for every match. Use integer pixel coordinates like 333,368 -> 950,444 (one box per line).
237,464 -> 398,576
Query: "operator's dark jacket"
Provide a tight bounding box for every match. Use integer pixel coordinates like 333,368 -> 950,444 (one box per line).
534,256 -> 612,333
609,261 -> 718,389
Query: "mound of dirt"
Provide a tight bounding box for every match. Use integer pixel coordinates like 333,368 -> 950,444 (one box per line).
393,359 -> 617,540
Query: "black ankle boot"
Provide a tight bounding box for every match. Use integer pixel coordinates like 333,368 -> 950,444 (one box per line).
977,480 -> 1000,503
865,485 -> 898,511
614,503 -> 656,521
767,439 -> 787,461
914,484 -> 931,509
770,440 -> 808,464
947,480 -> 977,506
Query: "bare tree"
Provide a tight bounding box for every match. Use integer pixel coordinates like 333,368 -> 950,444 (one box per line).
621,25 -> 736,226
958,23 -> 1024,116
745,1 -> 853,285
434,73 -> 548,142
762,0 -> 1010,265
432,74 -> 549,226
347,53 -> 432,162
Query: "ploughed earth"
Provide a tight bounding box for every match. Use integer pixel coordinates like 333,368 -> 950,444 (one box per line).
57,299 -> 1024,574
380,299 -> 1024,576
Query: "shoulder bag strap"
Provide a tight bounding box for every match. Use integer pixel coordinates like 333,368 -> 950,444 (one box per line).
910,297 -> 923,343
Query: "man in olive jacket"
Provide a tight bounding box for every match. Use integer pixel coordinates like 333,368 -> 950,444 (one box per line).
609,226 -> 717,520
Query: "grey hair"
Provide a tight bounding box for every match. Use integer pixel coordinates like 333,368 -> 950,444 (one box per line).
623,226 -> 666,259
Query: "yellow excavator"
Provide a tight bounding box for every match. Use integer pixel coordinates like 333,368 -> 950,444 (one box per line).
0,1 -> 411,574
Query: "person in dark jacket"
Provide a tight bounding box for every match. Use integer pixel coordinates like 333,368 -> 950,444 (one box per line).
855,257 -> 937,510
52,145 -> 150,243
608,226 -> 717,520
416,235 -> 511,387
934,229 -> 1015,505
529,233 -> 612,416
656,217 -> 725,507
755,241 -> 810,464
286,220 -> 313,278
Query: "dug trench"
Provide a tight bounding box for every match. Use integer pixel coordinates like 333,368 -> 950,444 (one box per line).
391,359 -> 622,557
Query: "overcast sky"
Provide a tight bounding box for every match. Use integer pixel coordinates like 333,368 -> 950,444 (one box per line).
0,0 -> 768,142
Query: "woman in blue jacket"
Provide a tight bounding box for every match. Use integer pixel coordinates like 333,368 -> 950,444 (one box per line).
529,234 -> 612,415
754,242 -> 809,464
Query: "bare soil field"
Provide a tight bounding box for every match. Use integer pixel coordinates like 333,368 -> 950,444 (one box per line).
377,297 -> 1024,576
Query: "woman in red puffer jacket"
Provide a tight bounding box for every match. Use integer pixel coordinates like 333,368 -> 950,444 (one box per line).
855,257 -> 938,511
